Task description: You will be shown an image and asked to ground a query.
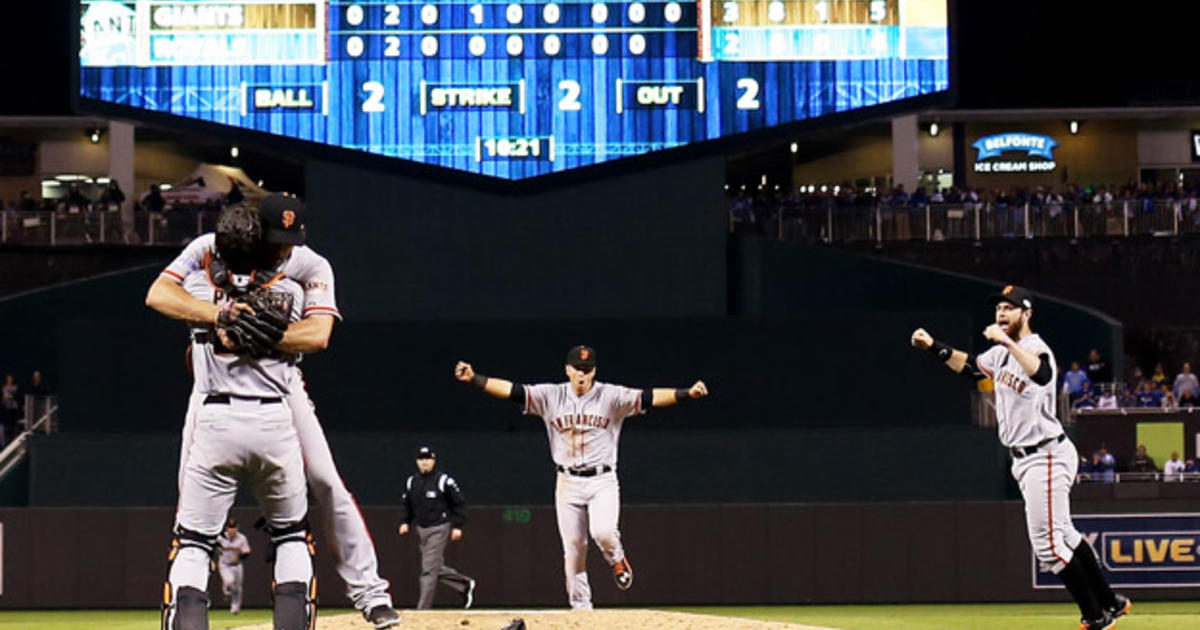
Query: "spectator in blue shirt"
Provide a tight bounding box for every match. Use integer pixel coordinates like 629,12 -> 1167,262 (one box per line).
1096,447 -> 1116,483
1135,381 -> 1161,407
1062,361 -> 1089,398
1074,381 -> 1097,408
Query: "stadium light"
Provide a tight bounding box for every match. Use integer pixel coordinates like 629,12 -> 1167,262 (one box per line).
230,146 -> 240,158
929,122 -> 939,137
790,142 -> 798,153
1069,120 -> 1080,135
87,128 -> 103,144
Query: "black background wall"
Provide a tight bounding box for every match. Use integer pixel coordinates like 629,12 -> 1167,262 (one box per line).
2,500 -> 1197,609
303,158 -> 730,321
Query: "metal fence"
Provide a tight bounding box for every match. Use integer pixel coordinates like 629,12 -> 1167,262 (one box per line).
0,209 -> 221,246
737,200 -> 1200,243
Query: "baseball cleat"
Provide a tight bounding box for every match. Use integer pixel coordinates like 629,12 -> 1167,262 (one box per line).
464,578 -> 476,609
1108,594 -> 1132,619
364,604 -> 402,629
613,557 -> 633,591
1076,611 -> 1116,630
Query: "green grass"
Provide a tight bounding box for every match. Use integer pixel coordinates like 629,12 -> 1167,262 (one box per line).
3,604 -> 1199,630
0,608 -> 355,630
670,602 -> 1200,630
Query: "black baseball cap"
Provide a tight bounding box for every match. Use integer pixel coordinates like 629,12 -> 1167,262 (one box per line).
226,518 -> 238,528
566,345 -> 597,369
259,193 -> 306,245
988,285 -> 1034,310
416,446 -> 436,459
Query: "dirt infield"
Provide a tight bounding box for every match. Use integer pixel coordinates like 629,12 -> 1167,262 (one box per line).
234,609 -> 835,630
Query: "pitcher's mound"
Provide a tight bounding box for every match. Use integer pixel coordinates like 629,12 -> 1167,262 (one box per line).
235,609 -> 836,630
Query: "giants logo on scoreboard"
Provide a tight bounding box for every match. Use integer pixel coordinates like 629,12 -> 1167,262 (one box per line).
80,1 -> 137,66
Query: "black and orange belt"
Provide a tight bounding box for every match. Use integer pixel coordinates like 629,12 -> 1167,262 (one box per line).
557,465 -> 614,477
1010,434 -> 1065,458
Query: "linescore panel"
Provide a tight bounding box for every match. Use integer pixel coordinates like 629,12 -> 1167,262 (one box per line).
79,0 -> 949,180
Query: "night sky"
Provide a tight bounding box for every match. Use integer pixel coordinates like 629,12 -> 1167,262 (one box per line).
1,1 -> 1195,116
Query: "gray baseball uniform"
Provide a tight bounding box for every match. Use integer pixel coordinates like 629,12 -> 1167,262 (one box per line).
523,382 -> 644,609
217,531 -> 251,614
167,269 -> 311,626
164,235 -> 393,613
975,333 -> 1082,573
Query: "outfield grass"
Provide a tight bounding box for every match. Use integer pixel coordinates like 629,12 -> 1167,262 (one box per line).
2,603 -> 1198,630
670,602 -> 1200,630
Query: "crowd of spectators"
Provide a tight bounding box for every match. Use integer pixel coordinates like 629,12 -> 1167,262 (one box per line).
2,180 -> 240,216
0,370 -> 51,447
1064,352 -> 1200,410
1080,443 -> 1200,483
727,180 -> 1200,234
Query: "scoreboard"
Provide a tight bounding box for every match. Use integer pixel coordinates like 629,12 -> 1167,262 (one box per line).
79,0 -> 949,181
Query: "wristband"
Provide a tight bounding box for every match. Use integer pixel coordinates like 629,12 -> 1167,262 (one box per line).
675,388 -> 690,402
928,340 -> 953,362
471,374 -> 488,389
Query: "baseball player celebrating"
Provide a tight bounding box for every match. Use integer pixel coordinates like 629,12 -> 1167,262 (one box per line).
910,286 -> 1130,630
454,346 -> 708,610
217,518 -> 252,615
147,204 -> 316,630
147,195 -> 400,628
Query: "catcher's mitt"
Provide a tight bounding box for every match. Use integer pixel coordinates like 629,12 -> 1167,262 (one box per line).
217,288 -> 292,357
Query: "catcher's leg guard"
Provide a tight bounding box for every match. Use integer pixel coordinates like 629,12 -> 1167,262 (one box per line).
269,521 -> 317,630
162,528 -> 217,630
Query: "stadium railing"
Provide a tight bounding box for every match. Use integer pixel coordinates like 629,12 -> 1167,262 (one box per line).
0,209 -> 220,246
738,200 -> 1200,243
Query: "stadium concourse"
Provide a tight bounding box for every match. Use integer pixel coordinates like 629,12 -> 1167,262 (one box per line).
231,610 -> 832,630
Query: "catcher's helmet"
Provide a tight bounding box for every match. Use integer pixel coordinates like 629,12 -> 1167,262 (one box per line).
215,204 -> 263,273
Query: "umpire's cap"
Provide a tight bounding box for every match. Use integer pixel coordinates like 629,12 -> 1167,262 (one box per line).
226,517 -> 238,529
416,446 -> 437,459
259,193 -> 306,245
988,285 -> 1034,310
566,345 -> 597,370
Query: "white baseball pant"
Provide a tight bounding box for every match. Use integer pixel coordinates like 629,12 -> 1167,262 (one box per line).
179,375 -> 392,611
172,398 -> 311,603
555,471 -> 624,610
217,562 -> 244,613
1012,436 -> 1083,574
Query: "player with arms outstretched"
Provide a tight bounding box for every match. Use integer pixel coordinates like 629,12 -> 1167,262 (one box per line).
454,346 -> 707,610
911,286 -> 1130,630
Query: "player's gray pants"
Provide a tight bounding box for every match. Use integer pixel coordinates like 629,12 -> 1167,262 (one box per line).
179,378 -> 393,612
171,398 -> 311,606
1012,436 -> 1083,574
415,523 -> 473,610
555,471 -> 624,610
217,562 -> 244,613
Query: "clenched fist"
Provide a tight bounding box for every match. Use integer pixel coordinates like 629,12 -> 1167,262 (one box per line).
983,324 -> 1009,345
911,328 -> 933,350
688,380 -> 709,398
454,361 -> 474,383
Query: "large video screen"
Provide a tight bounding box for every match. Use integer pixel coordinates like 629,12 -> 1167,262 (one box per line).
79,1 -> 949,181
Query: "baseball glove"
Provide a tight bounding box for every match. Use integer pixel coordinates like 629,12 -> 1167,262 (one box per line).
217,288 -> 292,357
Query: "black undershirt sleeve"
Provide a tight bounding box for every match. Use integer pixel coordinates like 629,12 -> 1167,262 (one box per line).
1031,354 -> 1053,386
960,354 -> 987,381
642,389 -> 654,410
508,383 -> 526,404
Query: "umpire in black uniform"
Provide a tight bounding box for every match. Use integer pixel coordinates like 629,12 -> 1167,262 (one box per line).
398,446 -> 476,609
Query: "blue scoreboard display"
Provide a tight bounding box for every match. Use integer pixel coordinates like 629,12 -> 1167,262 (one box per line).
79,0 -> 949,181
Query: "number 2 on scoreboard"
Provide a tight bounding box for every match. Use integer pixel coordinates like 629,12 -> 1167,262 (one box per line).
558,80 -> 582,111
736,78 -> 759,110
362,81 -> 385,112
